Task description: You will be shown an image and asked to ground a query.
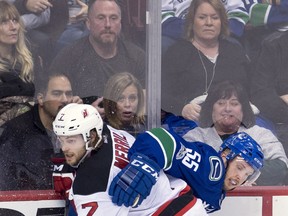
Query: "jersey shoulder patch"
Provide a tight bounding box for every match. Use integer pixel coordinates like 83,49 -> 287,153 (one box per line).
208,156 -> 224,181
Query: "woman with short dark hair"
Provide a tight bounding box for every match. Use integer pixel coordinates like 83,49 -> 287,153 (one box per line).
183,80 -> 288,186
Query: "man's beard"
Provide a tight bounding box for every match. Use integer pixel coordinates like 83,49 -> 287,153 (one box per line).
43,103 -> 68,120
96,31 -> 117,45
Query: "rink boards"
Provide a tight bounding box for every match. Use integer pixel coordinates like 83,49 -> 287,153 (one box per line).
0,187 -> 287,216
210,186 -> 288,216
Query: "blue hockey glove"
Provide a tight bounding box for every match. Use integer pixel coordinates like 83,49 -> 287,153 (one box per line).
109,153 -> 160,208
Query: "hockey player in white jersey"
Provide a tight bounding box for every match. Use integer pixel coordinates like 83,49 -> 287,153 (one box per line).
52,103 -> 208,215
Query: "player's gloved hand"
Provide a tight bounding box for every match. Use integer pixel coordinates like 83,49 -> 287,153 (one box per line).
109,153 -> 160,208
52,155 -> 74,198
53,171 -> 74,198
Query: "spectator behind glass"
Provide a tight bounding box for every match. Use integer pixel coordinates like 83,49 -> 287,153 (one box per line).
250,31 -> 288,158
8,0 -> 52,30
9,0 -> 69,68
238,1 -> 288,63
161,0 -> 288,54
161,0 -> 248,53
49,0 -> 146,117
161,0 -> 250,121
183,80 -> 288,186
103,72 -> 145,137
0,72 -> 82,190
55,0 -> 90,54
0,1 -> 43,126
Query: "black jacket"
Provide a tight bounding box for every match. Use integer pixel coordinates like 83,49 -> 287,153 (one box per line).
0,71 -> 34,99
0,105 -> 54,190
250,32 -> 288,124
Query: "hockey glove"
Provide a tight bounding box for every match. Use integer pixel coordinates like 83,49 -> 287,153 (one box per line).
52,156 -> 75,198
53,171 -> 74,198
109,153 -> 160,208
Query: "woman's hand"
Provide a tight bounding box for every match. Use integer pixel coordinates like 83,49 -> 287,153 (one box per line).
26,0 -> 53,14
182,102 -> 201,121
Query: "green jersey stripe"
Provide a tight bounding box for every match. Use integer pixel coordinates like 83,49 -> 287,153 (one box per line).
250,4 -> 270,26
148,128 -> 177,170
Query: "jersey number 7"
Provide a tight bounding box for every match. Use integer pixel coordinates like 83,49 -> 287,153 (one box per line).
82,202 -> 98,216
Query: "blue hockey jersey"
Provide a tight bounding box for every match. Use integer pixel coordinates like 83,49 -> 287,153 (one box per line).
129,127 -> 226,213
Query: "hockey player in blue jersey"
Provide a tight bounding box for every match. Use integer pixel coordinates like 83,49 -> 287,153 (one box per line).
109,128 -> 264,213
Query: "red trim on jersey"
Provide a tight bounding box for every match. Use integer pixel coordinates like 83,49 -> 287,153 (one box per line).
178,185 -> 190,196
151,198 -> 173,215
174,196 -> 197,216
152,185 -> 195,216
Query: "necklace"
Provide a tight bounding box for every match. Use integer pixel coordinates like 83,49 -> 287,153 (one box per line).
197,48 -> 217,95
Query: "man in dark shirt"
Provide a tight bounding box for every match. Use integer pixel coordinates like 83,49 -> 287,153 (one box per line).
250,31 -> 288,159
0,73 -> 82,190
49,0 -> 146,116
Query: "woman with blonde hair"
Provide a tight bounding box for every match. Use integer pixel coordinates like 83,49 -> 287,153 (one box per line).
0,0 -> 42,125
103,72 -> 145,137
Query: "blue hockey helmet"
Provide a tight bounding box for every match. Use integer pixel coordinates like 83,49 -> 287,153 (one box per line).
219,132 -> 264,171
